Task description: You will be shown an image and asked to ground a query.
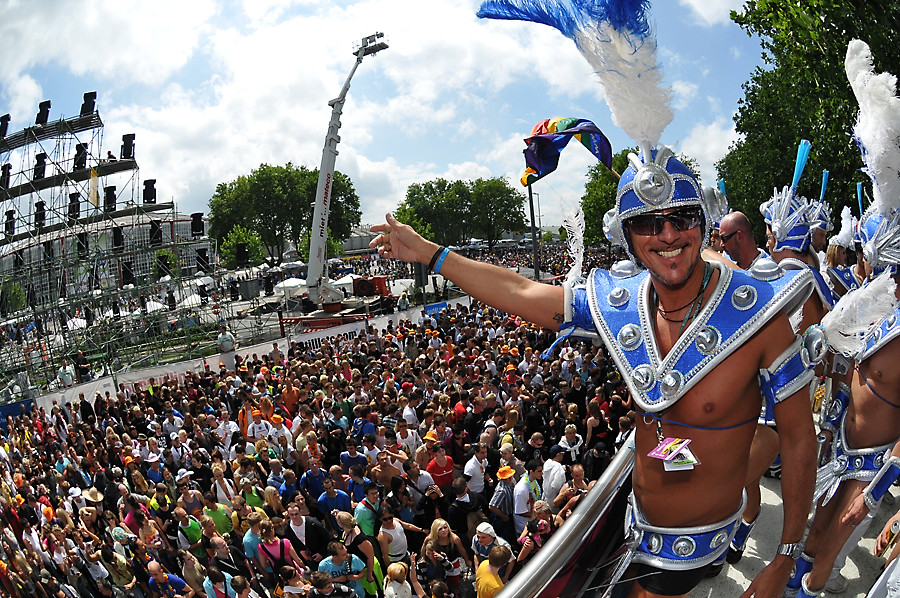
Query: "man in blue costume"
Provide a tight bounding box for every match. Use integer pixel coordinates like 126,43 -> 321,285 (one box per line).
370,146 -> 818,598
788,39 -> 900,598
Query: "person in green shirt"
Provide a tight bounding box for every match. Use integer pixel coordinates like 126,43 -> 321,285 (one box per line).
203,492 -> 235,537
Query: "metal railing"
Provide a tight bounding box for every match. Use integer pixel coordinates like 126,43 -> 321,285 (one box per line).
500,438 -> 636,598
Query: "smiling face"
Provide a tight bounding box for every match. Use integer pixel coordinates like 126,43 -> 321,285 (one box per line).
626,208 -> 704,290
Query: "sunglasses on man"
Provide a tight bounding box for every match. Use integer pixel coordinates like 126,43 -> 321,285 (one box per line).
625,207 -> 703,237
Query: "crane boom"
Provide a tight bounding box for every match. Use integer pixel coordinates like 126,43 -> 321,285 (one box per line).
307,33 -> 388,307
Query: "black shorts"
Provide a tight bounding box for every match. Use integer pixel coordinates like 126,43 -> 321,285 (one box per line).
634,562 -> 712,596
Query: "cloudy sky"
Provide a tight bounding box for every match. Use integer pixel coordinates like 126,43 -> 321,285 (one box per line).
0,0 -> 758,229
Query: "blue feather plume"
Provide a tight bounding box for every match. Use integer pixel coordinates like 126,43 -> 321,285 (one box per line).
819,170 -> 829,203
476,0 -> 652,39
791,139 -> 812,194
857,182 -> 864,216
717,179 -> 727,197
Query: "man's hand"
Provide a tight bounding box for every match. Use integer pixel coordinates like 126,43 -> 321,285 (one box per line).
740,555 -> 794,598
875,510 -> 900,555
841,493 -> 870,527
369,214 -> 435,265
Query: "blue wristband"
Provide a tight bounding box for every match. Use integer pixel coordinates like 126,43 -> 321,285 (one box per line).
433,247 -> 451,275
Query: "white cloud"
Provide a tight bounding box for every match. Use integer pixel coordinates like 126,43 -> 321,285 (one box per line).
672,81 -> 699,110
730,47 -> 743,60
677,0 -> 745,26
678,116 -> 741,185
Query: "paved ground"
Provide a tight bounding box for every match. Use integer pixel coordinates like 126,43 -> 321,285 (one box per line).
693,477 -> 896,597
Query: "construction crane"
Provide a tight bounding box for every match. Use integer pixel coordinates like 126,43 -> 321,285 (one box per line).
306,32 -> 388,312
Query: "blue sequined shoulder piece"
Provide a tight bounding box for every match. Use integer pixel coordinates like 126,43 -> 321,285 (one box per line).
583,261 -> 814,412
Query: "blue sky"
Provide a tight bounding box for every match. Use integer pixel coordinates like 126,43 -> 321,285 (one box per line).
0,0 -> 761,229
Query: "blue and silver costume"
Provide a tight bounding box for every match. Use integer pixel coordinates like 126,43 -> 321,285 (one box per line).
562,260 -> 816,571
563,260 -> 815,414
826,266 -> 861,295
816,304 -> 900,507
623,491 -> 745,570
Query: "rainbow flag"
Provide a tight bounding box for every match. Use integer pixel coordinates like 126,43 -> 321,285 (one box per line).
521,117 -> 613,186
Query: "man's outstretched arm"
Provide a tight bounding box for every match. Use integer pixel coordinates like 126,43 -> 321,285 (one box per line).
370,213 -> 565,330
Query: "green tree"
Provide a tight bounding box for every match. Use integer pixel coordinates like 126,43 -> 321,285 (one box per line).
468,177 -> 527,249
208,164 -> 361,264
219,225 -> 266,270
393,203 -> 434,241
0,280 -> 25,316
545,230 -> 557,244
717,0 -> 899,242
399,179 -> 471,246
581,149 -> 634,247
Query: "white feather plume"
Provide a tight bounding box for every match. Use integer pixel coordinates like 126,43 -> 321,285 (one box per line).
575,22 -> 672,154
562,204 -> 586,285
821,269 -> 898,357
829,206 -> 857,248
845,39 -> 900,217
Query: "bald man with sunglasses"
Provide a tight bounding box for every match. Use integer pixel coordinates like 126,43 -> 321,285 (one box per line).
371,148 -> 818,598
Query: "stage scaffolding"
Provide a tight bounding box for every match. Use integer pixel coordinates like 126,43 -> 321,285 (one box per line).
0,93 -> 240,400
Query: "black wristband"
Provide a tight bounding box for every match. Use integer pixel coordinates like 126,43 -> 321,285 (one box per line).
428,246 -> 445,271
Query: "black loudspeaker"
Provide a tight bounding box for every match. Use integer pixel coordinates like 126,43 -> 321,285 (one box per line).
0,114 -> 9,139
4,211 -> 13,237
77,232 -> 89,259
196,248 -> 210,272
413,261 -> 428,289
68,193 -> 80,223
353,278 -> 375,297
122,262 -> 135,286
121,134 -> 135,160
35,100 -> 51,126
34,201 -> 45,231
0,163 -> 10,189
43,241 -> 53,263
113,226 -> 124,251
149,220 -> 162,246
238,279 -> 257,301
104,186 -> 116,213
80,92 -> 97,116
33,153 -> 47,180
112,302 -> 120,319
235,243 -> 248,267
143,179 -> 156,204
74,143 -> 87,170
156,254 -> 170,279
190,212 -> 204,237
13,250 -> 23,270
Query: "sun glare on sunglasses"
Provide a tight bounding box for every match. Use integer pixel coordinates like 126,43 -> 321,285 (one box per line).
625,207 -> 703,236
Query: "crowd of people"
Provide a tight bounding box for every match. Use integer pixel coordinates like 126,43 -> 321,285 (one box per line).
0,295 -> 645,598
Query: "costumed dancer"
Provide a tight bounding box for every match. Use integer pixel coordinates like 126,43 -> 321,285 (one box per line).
371,3 -> 821,596
824,206 -> 859,298
723,142 -> 828,569
787,39 -> 900,598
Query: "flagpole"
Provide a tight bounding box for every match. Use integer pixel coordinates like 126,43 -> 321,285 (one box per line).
527,183 -> 540,280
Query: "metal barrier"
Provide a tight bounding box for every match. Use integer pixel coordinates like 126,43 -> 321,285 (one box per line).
501,438 -> 635,598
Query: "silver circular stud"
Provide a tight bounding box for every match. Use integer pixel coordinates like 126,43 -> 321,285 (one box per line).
732,285 -> 757,311
633,163 -> 674,206
647,534 -> 663,554
660,371 -> 683,399
618,324 -> 643,351
608,286 -> 630,307
672,536 -> 696,557
632,365 -> 655,392
695,325 -> 721,355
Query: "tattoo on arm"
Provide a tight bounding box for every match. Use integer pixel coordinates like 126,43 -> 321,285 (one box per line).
553,313 -> 564,324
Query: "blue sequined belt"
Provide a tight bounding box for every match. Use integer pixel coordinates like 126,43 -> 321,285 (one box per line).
624,491 -> 745,571
814,413 -> 895,505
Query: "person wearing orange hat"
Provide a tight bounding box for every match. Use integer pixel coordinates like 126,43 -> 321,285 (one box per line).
247,410 -> 272,442
488,466 -> 517,544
